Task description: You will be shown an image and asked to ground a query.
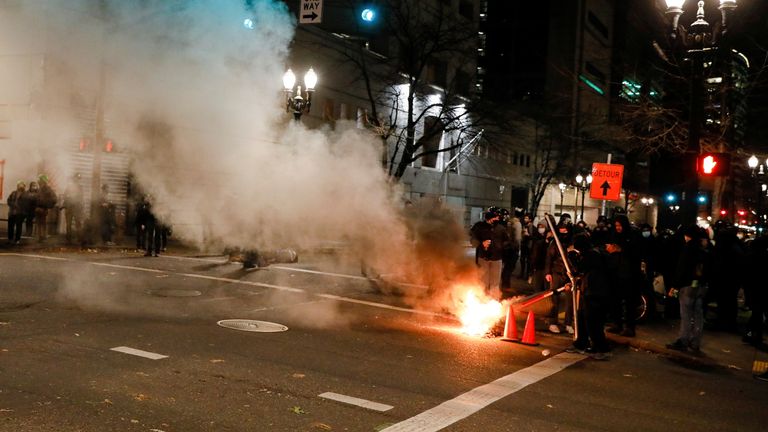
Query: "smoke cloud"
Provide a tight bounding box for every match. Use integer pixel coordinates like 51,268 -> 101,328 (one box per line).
1,0 -> 475,321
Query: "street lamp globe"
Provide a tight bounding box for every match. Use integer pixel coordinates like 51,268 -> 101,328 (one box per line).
575,174 -> 583,184
648,198 -> 654,205
641,197 -> 649,205
282,69 -> 296,91
748,155 -> 759,169
304,67 -> 318,90
586,174 -> 593,184
665,0 -> 685,13
558,183 -> 566,191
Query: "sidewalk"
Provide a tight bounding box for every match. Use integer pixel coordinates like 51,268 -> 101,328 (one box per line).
503,275 -> 767,374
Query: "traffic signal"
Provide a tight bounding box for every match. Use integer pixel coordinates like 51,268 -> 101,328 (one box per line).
104,140 -> 114,152
697,153 -> 731,176
360,7 -> 376,22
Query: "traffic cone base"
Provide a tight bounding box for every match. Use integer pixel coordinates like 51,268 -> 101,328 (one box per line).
501,305 -> 519,342
518,310 -> 540,346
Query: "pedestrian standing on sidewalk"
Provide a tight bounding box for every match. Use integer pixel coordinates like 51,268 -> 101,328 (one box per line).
35,175 -> 57,242
500,209 -> 522,297
743,232 -> 768,349
470,209 -> 509,299
567,234 -> 615,360
606,214 -> 642,337
520,213 -> 534,280
20,181 -> 38,237
667,225 -> 712,353
6,181 -> 26,244
62,173 -> 84,244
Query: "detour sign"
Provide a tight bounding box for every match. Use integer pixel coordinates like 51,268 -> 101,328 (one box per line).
589,163 -> 624,201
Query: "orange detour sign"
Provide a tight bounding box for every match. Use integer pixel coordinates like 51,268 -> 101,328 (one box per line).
589,163 -> 624,201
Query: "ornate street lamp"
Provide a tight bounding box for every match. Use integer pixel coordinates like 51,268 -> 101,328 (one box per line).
662,0 -> 738,226
575,174 -> 592,222
558,182 -> 566,216
283,67 -> 318,121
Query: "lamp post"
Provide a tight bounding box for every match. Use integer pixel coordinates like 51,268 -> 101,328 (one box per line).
663,0 -> 738,226
558,182 -> 566,216
575,174 -> 592,222
641,197 -> 655,224
282,67 -> 318,121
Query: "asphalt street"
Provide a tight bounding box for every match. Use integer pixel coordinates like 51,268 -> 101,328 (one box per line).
1,249 -> 767,431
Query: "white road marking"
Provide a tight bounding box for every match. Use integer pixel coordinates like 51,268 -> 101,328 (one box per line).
317,294 -> 442,317
381,352 -> 585,432
4,253 -> 447,318
252,299 -> 327,312
110,346 -> 168,360
319,392 -> 394,412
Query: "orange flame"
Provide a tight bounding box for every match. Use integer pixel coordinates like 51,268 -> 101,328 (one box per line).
454,285 -> 504,336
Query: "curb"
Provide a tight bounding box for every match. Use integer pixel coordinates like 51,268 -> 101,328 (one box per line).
606,333 -> 724,370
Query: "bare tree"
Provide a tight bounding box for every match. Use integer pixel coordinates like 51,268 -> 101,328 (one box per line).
309,0 -> 511,181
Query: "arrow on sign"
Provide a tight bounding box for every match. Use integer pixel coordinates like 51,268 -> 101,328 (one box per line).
302,11 -> 318,21
600,180 -> 611,196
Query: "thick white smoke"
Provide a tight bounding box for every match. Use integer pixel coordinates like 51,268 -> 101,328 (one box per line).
0,0 -> 411,258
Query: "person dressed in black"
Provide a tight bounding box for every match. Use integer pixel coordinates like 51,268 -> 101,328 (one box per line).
500,208 -> 522,297
667,225 -> 712,353
470,208 -> 509,299
134,195 -> 149,250
136,195 -> 160,257
709,222 -> 744,332
98,184 -> 116,245
6,181 -> 26,244
21,181 -> 38,237
567,234 -> 616,360
743,232 -> 768,349
529,222 -> 550,292
520,213 -> 534,280
606,214 -> 642,337
638,223 -> 659,321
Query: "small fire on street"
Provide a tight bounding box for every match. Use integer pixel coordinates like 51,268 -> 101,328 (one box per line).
453,284 -> 505,337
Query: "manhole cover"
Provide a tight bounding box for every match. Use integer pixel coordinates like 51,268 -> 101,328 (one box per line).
217,319 -> 288,333
148,289 -> 203,297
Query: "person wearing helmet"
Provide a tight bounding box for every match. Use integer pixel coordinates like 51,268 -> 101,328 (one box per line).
470,209 -> 510,299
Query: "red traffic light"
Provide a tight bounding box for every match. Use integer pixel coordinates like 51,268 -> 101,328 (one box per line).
697,153 -> 731,176
720,209 -> 727,216
738,209 -> 746,216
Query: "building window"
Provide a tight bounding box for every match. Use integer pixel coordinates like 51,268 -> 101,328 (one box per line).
587,11 -> 609,39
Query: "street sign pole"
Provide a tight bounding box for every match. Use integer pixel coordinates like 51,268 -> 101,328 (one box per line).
600,154 -> 611,216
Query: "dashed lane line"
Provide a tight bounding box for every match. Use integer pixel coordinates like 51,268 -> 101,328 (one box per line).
3,253 -> 444,318
381,352 -> 586,432
110,346 -> 169,360
319,392 -> 394,412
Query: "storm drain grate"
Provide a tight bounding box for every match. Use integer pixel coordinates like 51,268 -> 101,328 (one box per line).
217,319 -> 288,333
148,289 -> 203,297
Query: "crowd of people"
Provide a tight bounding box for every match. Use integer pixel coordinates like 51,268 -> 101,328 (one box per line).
470,208 -> 768,364
5,174 -> 168,257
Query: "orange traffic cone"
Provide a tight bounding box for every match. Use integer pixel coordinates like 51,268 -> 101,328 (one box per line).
501,305 -> 519,342
519,310 -> 539,346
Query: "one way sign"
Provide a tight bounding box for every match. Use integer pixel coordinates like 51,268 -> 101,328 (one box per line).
300,0 -> 323,24
589,163 -> 624,201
